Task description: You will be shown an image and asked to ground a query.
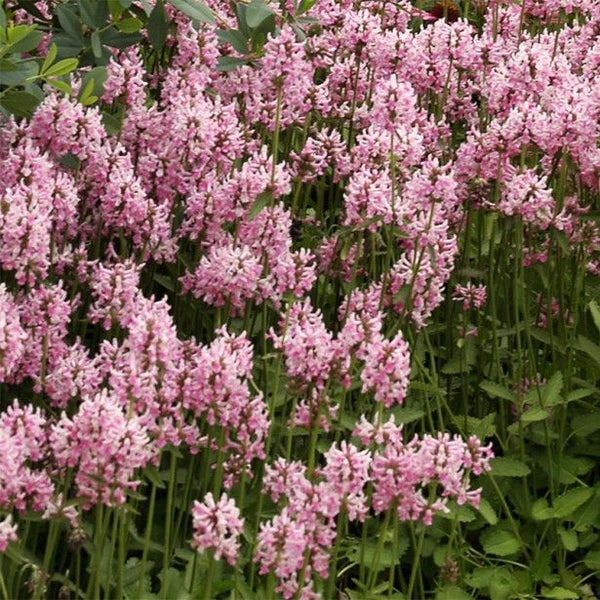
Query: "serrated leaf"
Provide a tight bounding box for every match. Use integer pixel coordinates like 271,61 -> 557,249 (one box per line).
521,407 -> 549,423
571,413 -> 600,438
478,498 -> 498,525
531,498 -> 554,521
543,372 -> 563,406
553,487 -> 593,519
557,527 -> 578,551
480,381 -> 515,401
435,586 -> 472,600
489,457 -> 530,477
480,529 -> 521,556
148,0 -> 168,49
566,388 -> 593,403
167,0 -> 215,24
246,0 -> 275,28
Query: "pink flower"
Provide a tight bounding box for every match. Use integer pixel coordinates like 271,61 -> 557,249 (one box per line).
191,493 -> 244,565
0,515 -> 18,553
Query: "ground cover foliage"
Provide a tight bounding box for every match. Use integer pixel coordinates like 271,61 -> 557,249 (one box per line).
1,0 -> 600,598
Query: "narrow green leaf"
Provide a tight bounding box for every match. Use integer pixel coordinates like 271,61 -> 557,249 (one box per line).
167,0 -> 215,24
41,43 -> 58,75
43,57 -> 78,77
589,300 -> 600,335
55,4 -> 84,43
148,0 -> 168,49
248,190 -> 272,219
45,78 -> 72,94
91,30 -> 102,58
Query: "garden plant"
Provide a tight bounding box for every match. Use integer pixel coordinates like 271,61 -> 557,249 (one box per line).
1,0 -> 600,598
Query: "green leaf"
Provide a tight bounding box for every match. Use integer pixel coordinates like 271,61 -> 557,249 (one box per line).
0,59 -> 38,86
52,32 -> 84,58
480,529 -> 521,556
216,55 -> 250,71
7,28 -> 43,54
154,273 -> 175,292
45,78 -> 72,94
553,487 -> 594,519
167,0 -> 215,24
541,587 -> 579,599
521,407 -> 549,423
571,413 -> 600,438
248,190 -> 272,219
216,28 -> 250,54
79,66 -> 108,99
480,381 -> 515,401
478,498 -> 498,525
43,57 -> 78,77
99,27 -> 142,49
148,0 -> 168,49
531,498 -> 554,521
565,388 -> 593,403
435,586 -> 472,600
55,4 -> 84,43
489,457 -> 530,477
575,335 -> 600,367
589,299 -> 600,335
78,76 -> 97,105
90,30 -> 102,58
543,371 -> 563,406
583,550 -> 600,569
116,17 -> 143,33
78,0 -> 109,28
0,90 -> 40,117
41,43 -> 58,75
0,5 -> 6,29
246,0 -> 275,28
557,527 -> 578,552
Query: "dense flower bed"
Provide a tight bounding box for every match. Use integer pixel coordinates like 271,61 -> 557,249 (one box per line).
1,0 -> 600,598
